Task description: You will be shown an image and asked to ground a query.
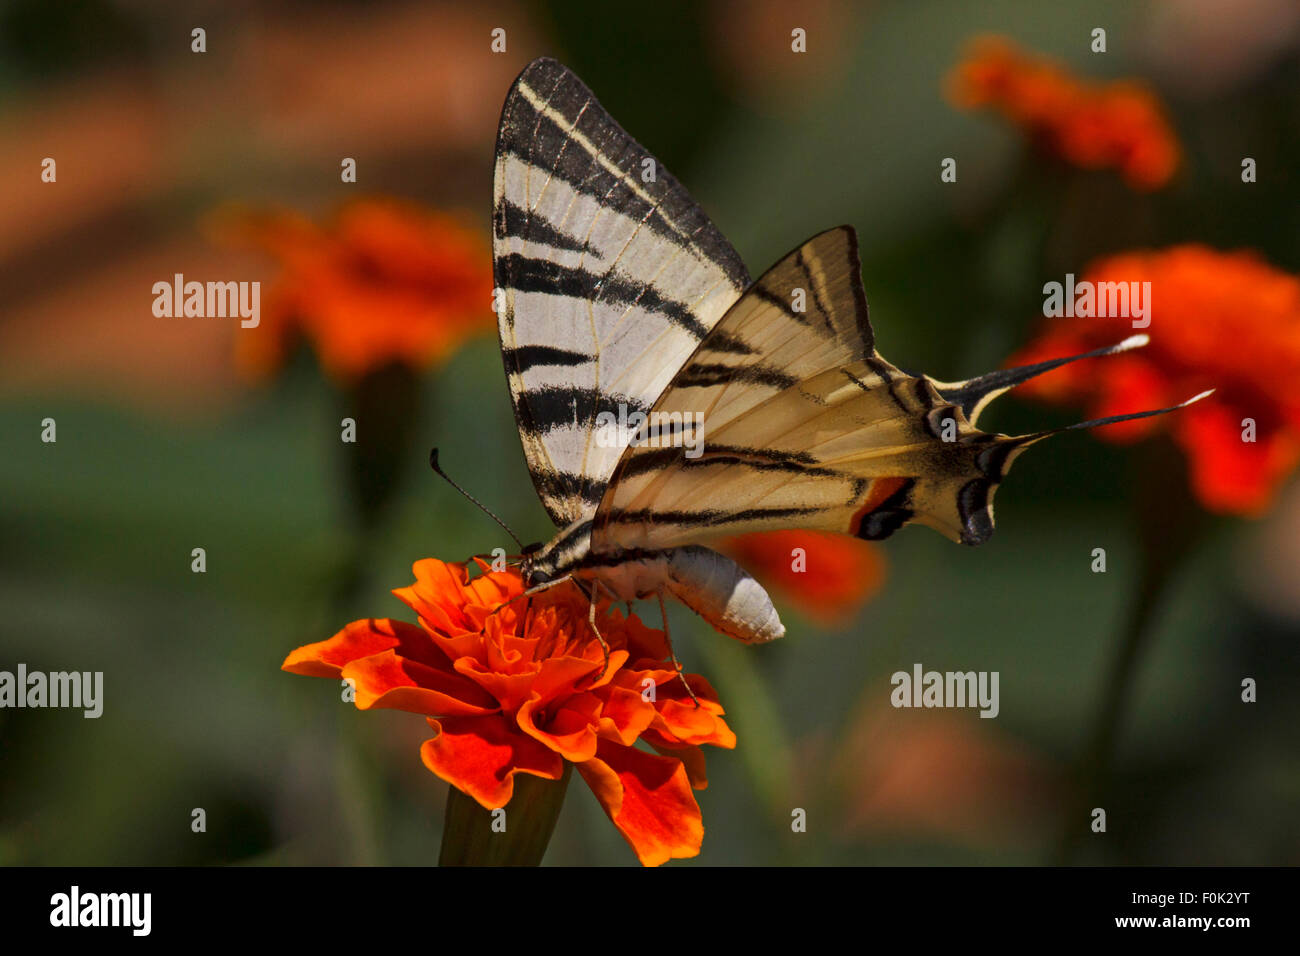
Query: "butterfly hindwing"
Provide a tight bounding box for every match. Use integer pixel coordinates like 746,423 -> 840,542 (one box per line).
593,226 -> 1041,550
493,57 -> 751,527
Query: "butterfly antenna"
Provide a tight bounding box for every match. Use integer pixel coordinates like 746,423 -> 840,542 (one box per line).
429,447 -> 524,549
1053,388 -> 1216,433
937,335 -> 1151,424
1012,388 -> 1216,450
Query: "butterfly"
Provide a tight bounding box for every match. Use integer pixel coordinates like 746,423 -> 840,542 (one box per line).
489,57 -> 1208,655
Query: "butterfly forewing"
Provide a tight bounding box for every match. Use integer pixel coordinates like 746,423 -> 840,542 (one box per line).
493,57 -> 751,527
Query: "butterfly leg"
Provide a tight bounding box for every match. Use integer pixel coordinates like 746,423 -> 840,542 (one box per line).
483,574 -> 573,627
658,591 -> 700,709
583,581 -> 612,679
520,575 -> 573,597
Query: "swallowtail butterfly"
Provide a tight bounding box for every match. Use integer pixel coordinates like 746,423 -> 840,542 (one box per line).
492,57 -> 1208,646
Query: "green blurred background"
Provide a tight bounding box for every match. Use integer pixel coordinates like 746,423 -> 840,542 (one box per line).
2,0 -> 1298,866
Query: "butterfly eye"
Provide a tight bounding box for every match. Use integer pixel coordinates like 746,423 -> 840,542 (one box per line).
527,569 -> 552,588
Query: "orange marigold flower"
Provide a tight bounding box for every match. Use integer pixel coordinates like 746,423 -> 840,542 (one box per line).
721,530 -> 884,626
217,199 -> 493,382
282,558 -> 736,866
1010,245 -> 1300,516
947,35 -> 1181,190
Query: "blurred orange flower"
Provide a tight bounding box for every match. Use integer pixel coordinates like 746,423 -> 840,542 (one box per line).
722,530 -> 884,626
282,558 -> 736,866
218,199 -> 493,382
947,35 -> 1180,190
1011,245 -> 1300,515
834,702 -> 1057,849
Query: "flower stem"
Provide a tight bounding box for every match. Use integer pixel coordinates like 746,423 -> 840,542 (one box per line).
1054,437 -> 1204,862
1053,545 -> 1167,863
328,361 -> 422,864
341,361 -> 422,532
439,764 -> 572,866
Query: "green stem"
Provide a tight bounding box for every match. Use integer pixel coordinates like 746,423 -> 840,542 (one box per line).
439,764 -> 572,866
336,711 -> 382,866
1053,550 -> 1169,863
1054,437 -> 1204,863
327,361 -> 423,864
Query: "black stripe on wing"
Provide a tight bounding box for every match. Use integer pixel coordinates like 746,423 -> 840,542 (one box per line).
673,362 -> 799,390
496,253 -> 712,339
501,344 -> 591,374
512,384 -> 651,437
750,284 -> 813,327
617,444 -> 835,480
604,505 -> 823,528
494,199 -> 593,255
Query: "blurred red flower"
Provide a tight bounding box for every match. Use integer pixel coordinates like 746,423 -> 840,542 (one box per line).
947,35 -> 1181,190
282,558 -> 736,866
1010,245 -> 1300,515
217,199 -> 493,382
721,530 -> 884,626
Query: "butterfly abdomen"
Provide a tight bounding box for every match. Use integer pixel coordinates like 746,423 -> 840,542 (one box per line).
585,546 -> 785,644
664,547 -> 785,645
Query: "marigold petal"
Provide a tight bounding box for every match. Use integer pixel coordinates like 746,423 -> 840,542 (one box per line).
412,559 -> 519,615
594,680 -> 659,746
616,612 -> 672,664
465,564 -> 527,607
653,703 -> 738,749
281,618 -> 444,677
340,649 -> 497,715
630,672 -> 737,748
576,740 -> 704,867
644,737 -> 710,789
453,657 -> 543,711
421,715 -> 564,810
394,558 -> 473,619
395,558 -> 525,657
422,626 -> 492,666
517,692 -> 602,762
538,649 -> 629,698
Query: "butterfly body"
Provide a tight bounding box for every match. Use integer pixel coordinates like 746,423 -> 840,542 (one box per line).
493,58 -> 1208,644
